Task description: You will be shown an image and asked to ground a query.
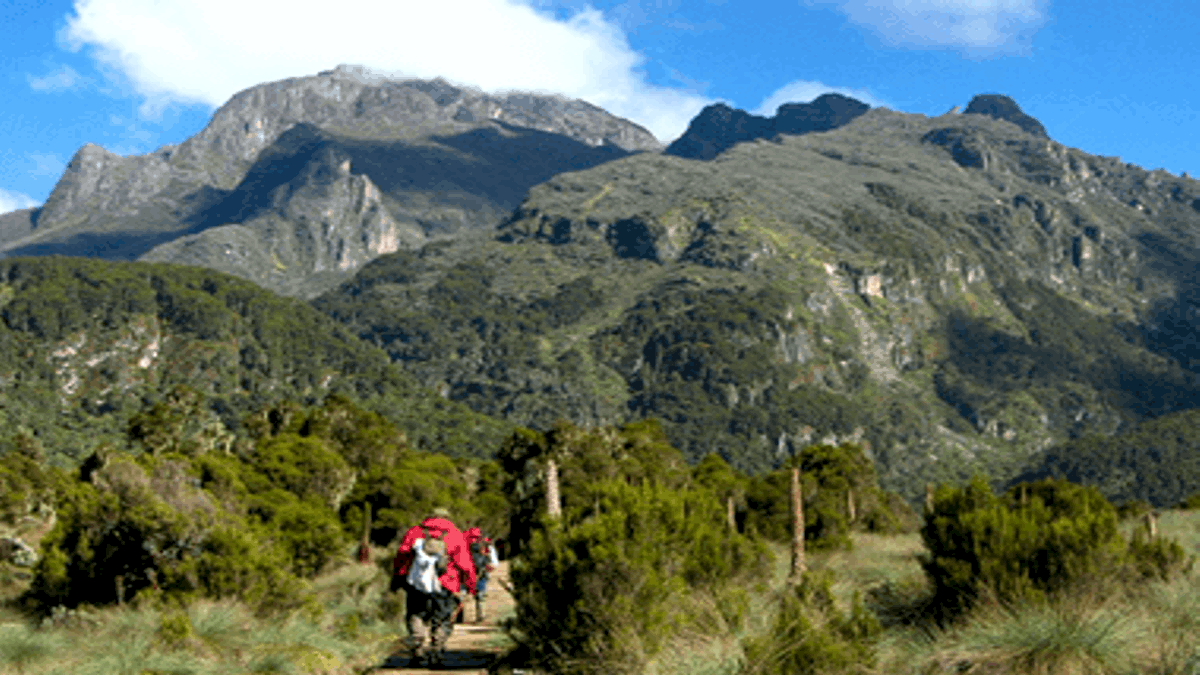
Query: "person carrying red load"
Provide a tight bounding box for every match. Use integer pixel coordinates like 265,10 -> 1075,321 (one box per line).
463,526 -> 500,622
392,507 -> 477,667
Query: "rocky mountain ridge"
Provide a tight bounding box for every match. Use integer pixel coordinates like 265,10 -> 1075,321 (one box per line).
0,65 -> 661,297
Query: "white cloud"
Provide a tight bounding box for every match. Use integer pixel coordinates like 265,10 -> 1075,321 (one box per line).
27,64 -> 84,91
0,189 -> 40,215
808,0 -> 1045,52
58,0 -> 716,142
752,80 -> 888,117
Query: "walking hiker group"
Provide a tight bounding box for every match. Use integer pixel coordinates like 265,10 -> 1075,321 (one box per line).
391,507 -> 499,667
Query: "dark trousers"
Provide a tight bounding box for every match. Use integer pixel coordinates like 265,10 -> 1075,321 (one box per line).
398,578 -> 459,653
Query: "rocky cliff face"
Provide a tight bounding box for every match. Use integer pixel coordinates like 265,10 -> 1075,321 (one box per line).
2,65 -> 661,297
663,93 -> 871,160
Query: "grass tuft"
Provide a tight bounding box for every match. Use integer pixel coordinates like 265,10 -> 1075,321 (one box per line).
0,624 -> 60,674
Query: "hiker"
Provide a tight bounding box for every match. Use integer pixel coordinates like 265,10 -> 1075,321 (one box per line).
392,507 -> 477,667
464,526 -> 499,622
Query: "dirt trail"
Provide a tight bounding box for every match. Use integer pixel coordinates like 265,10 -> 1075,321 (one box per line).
374,561 -> 516,673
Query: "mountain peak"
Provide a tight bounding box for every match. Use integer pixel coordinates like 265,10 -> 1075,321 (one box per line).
665,94 -> 870,160
962,94 -> 1048,138
773,93 -> 871,136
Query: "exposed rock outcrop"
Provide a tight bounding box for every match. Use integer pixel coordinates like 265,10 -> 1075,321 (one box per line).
664,93 -> 870,160
962,94 -> 1049,138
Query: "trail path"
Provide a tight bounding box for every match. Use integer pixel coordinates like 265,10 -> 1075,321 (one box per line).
374,561 -> 516,673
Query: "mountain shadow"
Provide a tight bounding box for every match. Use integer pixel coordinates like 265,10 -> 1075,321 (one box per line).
183,120 -> 636,237
4,229 -> 194,260
0,207 -> 41,246
1129,230 -> 1200,372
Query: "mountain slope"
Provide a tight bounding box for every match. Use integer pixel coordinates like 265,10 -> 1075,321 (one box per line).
0,66 -> 660,298
0,256 -> 510,464
315,95 -> 1200,502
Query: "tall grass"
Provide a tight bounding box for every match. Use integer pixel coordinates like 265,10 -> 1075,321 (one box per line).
916,592 -> 1144,675
0,553 -> 402,674
649,510 -> 1200,675
2,511 -> 1196,674
0,624 -> 61,674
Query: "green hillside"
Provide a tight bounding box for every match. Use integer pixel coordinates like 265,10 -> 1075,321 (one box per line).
1007,407 -> 1200,507
0,256 -> 510,466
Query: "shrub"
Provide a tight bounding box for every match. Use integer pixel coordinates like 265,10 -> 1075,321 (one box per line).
507,479 -> 770,675
339,451 -> 478,546
268,496 -> 347,577
29,455 -> 216,607
742,570 -> 881,675
250,434 -> 355,510
498,419 -> 693,557
193,523 -> 306,613
1127,528 -> 1193,582
921,476 -> 1166,617
0,445 -> 66,528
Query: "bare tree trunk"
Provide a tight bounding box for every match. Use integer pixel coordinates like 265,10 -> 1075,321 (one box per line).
847,488 -> 856,523
1020,484 -> 1028,507
115,575 -> 125,606
790,468 -> 806,581
727,495 -> 737,531
1145,511 -> 1159,539
357,502 -> 372,564
925,483 -> 935,517
546,458 -> 561,519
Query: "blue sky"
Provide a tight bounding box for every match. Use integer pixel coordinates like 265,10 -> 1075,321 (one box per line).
2,0 -> 1197,214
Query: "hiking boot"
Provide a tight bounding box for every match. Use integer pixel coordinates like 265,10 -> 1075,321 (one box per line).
407,646 -> 425,666
400,636 -> 422,660
423,647 -> 445,668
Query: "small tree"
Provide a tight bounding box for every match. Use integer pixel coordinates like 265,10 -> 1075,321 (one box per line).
743,443 -> 909,550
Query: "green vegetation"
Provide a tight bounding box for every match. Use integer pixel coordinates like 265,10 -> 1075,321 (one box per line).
742,442 -> 919,550
493,424 -> 921,673
497,419 -> 772,674
313,112 -> 1200,507
742,570 -> 881,675
0,256 -> 511,467
3,401 -> 1198,675
1009,407 -> 1200,508
0,393 -> 508,617
494,454 -> 1199,675
922,477 -> 1193,618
